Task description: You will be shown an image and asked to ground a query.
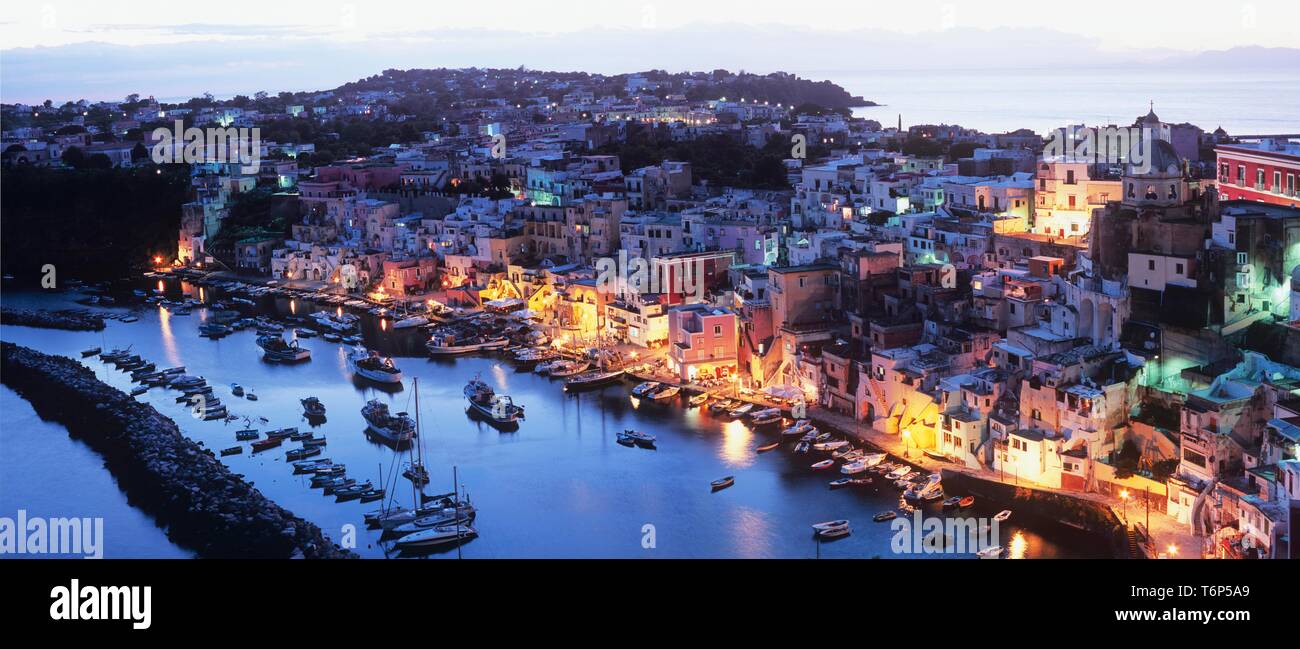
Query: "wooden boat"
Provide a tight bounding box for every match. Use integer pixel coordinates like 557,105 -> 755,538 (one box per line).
873,511 -> 898,522
688,392 -> 709,407
810,459 -> 835,470
993,510 -> 1012,522
710,476 -> 735,491
250,437 -> 283,452
235,429 -> 259,441
817,526 -> 851,540
755,442 -> 780,453
959,496 -> 975,508
749,408 -> 782,426
81,347 -> 101,357
563,369 -> 624,391
646,384 -> 680,400
619,430 -> 656,448
828,478 -> 853,489
942,496 -> 963,509
220,446 -> 242,456
301,396 -> 327,418
813,439 -> 849,452
781,420 -> 814,438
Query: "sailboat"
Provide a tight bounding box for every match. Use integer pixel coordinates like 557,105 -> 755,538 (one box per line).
402,378 -> 430,486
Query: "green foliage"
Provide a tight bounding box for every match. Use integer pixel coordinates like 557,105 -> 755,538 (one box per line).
595,131 -> 797,190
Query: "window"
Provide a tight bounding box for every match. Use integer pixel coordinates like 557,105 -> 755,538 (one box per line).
713,325 -> 722,336
1175,262 -> 1184,275
1148,259 -> 1156,271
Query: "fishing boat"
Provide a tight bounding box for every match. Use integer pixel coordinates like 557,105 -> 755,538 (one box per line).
220,446 -> 242,456
810,459 -> 835,470
873,511 -> 898,522
749,408 -> 782,426
688,392 -> 709,407
886,465 -> 914,480
993,510 -> 1012,522
348,346 -> 403,385
727,402 -> 755,418
620,429 -> 656,448
564,368 -> 624,391
235,429 -> 259,441
631,381 -> 659,397
81,347 -> 101,357
250,437 -> 283,452
361,400 -> 416,444
463,376 -> 525,428
301,397 -> 327,418
818,526 -> 851,539
710,476 -> 735,491
425,333 -> 508,356
812,519 -> 850,532
392,315 -> 429,329
755,442 -> 780,453
257,335 -> 311,363
286,447 -> 322,461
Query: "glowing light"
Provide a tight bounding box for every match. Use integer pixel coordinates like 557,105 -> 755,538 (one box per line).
1008,531 -> 1027,559
1167,544 -> 1179,557
1119,489 -> 1130,500
720,420 -> 755,468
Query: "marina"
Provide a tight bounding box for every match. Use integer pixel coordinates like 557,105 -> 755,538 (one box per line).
0,281 -> 1110,558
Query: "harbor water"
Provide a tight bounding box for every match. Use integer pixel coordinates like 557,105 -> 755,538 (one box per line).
0,281 -> 1112,559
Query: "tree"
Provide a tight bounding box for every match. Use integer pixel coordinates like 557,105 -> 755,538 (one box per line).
61,146 -> 86,169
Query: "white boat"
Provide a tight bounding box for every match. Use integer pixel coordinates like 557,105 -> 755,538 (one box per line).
977,545 -> 1004,559
811,519 -> 850,532
348,346 -> 403,385
564,369 -> 624,390
782,420 -> 814,438
647,384 -> 680,400
749,408 -> 782,425
993,510 -> 1012,522
392,315 -> 429,329
813,439 -> 849,452
548,360 -> 591,378
257,335 -> 311,363
426,333 -> 509,356
631,381 -> 659,397
394,525 -> 477,549
817,526 -> 851,539
886,465 -> 913,480
728,403 -> 754,418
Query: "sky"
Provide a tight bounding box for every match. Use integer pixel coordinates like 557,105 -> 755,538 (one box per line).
2,0 -> 1298,103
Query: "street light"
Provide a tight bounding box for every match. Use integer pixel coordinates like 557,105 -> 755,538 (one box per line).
1119,489 -> 1131,525
1167,544 -> 1179,558
903,428 -> 913,458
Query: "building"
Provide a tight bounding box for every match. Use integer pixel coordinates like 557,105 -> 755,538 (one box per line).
1216,137 -> 1300,207
666,304 -> 739,382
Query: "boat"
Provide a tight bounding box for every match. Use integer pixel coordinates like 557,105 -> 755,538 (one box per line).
840,458 -> 876,475
231,384 -> 244,397
793,440 -> 811,454
250,437 -> 283,452
359,489 -> 386,503
687,392 -> 709,407
235,429 -> 259,441
257,335 -> 311,362
463,376 -> 525,427
817,526 -> 851,539
873,511 -> 898,522
619,429 -> 656,448
361,400 -> 415,444
81,347 -> 101,357
708,399 -> 735,414
727,403 -> 754,418
710,476 -> 735,491
833,447 -> 863,461
942,496 -> 963,509
615,430 -> 637,447
547,360 -> 590,378
100,347 -> 133,363
563,369 -> 624,391
977,546 -> 1004,559
322,332 -> 342,343
922,449 -> 952,463
812,519 -> 850,532
813,439 -> 849,452
810,459 -> 835,470
781,420 -> 814,438
646,384 -> 680,400
755,442 -> 780,453
886,466 -> 914,480
293,459 -> 329,473
394,525 -> 478,549
828,478 -> 853,489
392,315 -> 429,329
301,397 -> 327,418
302,437 -> 327,448
246,390 -> 258,401
959,496 -> 975,508
425,333 -> 508,356
631,381 -> 659,397
749,408 -> 782,426
198,322 -> 230,338
294,328 -> 317,338
286,447 -> 322,461
348,346 -> 403,385
220,446 -> 242,456
993,510 -> 1012,522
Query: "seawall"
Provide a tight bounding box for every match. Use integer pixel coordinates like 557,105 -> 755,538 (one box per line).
0,342 -> 354,558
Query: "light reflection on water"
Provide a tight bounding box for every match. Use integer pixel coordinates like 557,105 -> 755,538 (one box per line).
719,419 -> 754,469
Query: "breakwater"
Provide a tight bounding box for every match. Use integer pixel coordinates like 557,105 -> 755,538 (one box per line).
0,342 -> 354,558
0,307 -> 104,331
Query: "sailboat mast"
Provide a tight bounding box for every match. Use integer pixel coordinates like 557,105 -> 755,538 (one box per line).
412,377 -> 420,509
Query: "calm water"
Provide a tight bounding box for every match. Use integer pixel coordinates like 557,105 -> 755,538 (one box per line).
1,281 -> 1110,558
828,68 -> 1300,135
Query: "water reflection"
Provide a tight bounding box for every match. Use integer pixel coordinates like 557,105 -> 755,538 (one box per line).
1008,530 -> 1027,559
719,420 -> 754,468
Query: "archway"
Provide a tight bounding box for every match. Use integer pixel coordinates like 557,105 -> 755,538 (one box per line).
1078,297 -> 1095,341
1097,301 -> 1114,347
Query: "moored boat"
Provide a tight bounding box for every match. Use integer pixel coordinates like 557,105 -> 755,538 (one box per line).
257,335 -> 311,362
563,369 -> 624,391
361,399 -> 416,444
348,346 -> 403,385
710,476 -> 735,491
463,376 -> 525,427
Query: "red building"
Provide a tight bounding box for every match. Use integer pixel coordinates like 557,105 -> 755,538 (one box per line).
1216,138 -> 1300,207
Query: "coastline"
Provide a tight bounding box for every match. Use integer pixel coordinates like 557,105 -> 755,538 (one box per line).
0,342 -> 355,559
0,307 -> 104,331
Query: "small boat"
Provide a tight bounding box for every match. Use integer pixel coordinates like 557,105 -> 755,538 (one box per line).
359,489 -> 386,503
235,429 -> 259,441
811,520 -> 851,532
755,442 -> 780,453
81,347 -> 101,357
873,511 -> 897,522
828,478 -> 853,489
813,439 -> 849,452
942,496 -> 962,509
646,384 -> 680,401
302,437 -> 327,448
392,315 -> 429,329
301,396 -> 327,418
245,391 -> 258,401
547,360 -> 590,378
710,476 -> 735,491
959,496 -> 975,508
563,369 -> 624,391
250,437 -> 283,452
293,459 -> 329,473
129,386 -> 148,396
231,384 -> 244,397
688,392 -> 709,407
886,466 -> 913,480
922,449 -> 952,463
749,408 -> 782,426
708,399 -> 734,414
810,459 -> 835,470
394,525 -> 478,549
349,346 -> 403,385
257,335 -> 311,362
220,446 -> 242,456
464,376 -> 525,426
727,403 -> 754,418
619,429 -> 657,448
782,420 -> 814,438
631,381 -> 659,398
977,545 -> 1004,559
793,440 -> 811,454
993,510 -> 1012,522
817,526 -> 851,540
294,328 -> 317,338
322,332 -> 342,343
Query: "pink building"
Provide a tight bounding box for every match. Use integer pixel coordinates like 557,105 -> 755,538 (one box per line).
667,304 -> 738,382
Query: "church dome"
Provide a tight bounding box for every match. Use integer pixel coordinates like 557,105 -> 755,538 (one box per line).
1128,138 -> 1181,177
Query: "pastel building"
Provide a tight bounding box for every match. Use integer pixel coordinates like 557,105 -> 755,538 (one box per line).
667,304 -> 738,382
